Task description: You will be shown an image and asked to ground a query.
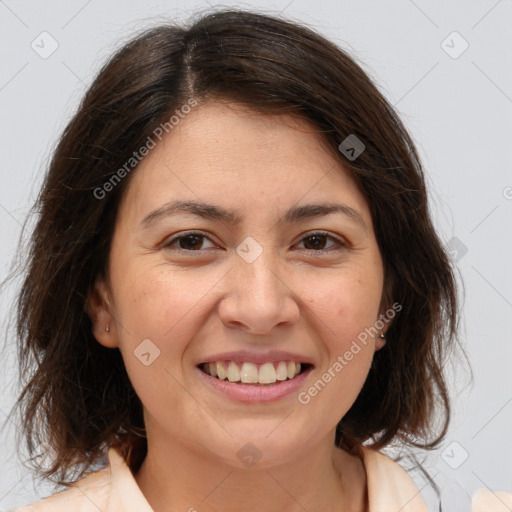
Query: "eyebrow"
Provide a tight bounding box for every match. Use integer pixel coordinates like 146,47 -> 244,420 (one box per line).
140,199 -> 367,231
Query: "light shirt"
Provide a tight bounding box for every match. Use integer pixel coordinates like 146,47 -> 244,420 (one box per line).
12,446 -> 512,512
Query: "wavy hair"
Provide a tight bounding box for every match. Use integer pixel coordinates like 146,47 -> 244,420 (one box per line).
7,8 -> 462,485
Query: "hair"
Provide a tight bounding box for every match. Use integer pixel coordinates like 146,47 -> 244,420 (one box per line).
7,7 -> 462,487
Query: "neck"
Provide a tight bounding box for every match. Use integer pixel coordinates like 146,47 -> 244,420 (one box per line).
134,430 -> 367,512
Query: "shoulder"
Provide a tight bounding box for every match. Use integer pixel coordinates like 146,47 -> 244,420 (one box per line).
12,466 -> 111,512
361,446 -> 428,512
12,446 -> 153,512
362,447 -> 512,512
471,487 -> 512,511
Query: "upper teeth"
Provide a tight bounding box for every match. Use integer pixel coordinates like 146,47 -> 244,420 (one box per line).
204,361 -> 302,384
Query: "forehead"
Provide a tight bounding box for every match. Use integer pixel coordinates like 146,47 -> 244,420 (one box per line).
117,100 -> 371,226
152,101 -> 339,171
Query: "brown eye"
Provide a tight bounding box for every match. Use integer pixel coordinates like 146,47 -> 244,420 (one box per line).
176,234 -> 204,250
296,232 -> 346,252
302,234 -> 328,250
164,232 -> 215,251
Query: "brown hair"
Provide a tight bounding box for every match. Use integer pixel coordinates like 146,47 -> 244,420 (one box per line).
8,8 -> 461,485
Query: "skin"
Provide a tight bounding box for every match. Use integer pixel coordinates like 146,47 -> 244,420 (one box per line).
88,100 -> 390,512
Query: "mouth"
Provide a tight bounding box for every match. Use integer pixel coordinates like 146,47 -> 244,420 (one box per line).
197,361 -> 313,386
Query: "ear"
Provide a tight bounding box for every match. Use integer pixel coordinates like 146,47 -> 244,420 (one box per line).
86,277 -> 119,348
375,328 -> 387,351
375,274 -> 395,351
374,305 -> 394,351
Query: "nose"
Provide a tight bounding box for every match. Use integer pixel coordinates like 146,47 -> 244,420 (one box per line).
217,249 -> 300,335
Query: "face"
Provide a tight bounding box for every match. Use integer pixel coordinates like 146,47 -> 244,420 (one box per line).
89,100 -> 388,468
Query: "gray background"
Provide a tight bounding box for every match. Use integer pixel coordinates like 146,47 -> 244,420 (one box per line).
1,0 -> 511,510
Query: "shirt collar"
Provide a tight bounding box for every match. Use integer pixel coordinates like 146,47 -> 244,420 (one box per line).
106,446 -> 154,512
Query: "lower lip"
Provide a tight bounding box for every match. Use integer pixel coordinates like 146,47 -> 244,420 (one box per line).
195,365 -> 314,403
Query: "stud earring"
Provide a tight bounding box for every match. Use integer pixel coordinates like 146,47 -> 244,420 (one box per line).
105,324 -> 110,333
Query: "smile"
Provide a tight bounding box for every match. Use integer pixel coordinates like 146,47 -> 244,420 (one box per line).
199,360 -> 311,385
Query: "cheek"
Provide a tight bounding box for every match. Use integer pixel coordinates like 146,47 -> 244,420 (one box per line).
305,269 -> 383,342
110,263 -> 224,379
110,268 -> 204,412
300,277 -> 379,419
112,263 -> 205,336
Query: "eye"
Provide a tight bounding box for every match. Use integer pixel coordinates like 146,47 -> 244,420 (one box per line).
295,231 -> 346,252
162,230 -> 346,254
163,232 -> 216,251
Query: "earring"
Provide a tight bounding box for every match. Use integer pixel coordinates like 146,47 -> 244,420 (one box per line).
105,324 -> 110,333
379,331 -> 385,339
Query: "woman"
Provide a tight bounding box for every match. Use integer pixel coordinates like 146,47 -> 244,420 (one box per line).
9,8 -> 511,512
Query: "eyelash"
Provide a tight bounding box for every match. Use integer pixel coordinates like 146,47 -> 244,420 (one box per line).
162,230 -> 347,254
